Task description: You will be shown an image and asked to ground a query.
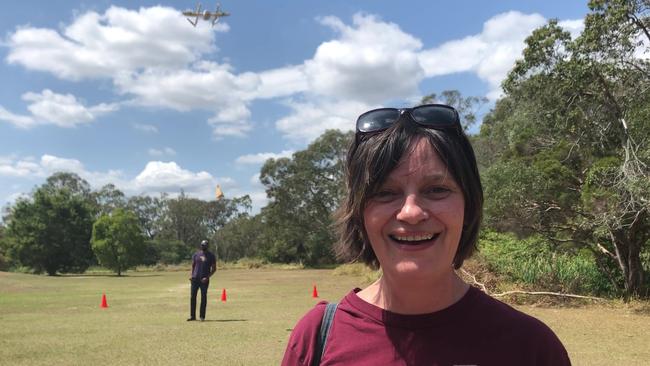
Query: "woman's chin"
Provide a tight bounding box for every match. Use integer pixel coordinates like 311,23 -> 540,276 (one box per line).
391,260 -> 437,277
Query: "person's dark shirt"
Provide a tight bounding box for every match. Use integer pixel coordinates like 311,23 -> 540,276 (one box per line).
191,250 -> 216,280
282,286 -> 571,365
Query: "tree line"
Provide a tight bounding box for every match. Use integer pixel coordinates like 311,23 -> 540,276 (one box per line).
0,172 -> 251,275
0,0 -> 648,297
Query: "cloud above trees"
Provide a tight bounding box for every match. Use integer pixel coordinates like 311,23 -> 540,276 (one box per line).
3,5 -> 582,142
0,154 -> 234,203
0,5 -> 583,210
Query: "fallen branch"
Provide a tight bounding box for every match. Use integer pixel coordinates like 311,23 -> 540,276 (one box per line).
460,268 -> 487,293
459,268 -> 606,301
491,290 -> 605,301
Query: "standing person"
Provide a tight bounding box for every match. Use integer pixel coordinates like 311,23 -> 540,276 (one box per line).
282,104 -> 571,365
188,239 -> 216,322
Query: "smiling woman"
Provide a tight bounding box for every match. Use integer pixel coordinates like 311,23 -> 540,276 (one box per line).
361,137 -> 467,305
281,104 -> 572,366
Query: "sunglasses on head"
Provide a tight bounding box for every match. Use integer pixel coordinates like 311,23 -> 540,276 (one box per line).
356,104 -> 461,134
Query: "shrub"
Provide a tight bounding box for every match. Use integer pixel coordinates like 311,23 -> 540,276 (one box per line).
479,231 -> 615,296
333,263 -> 380,284
0,252 -> 9,271
234,257 -> 267,269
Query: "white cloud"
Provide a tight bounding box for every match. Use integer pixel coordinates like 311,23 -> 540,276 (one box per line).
419,11 -> 548,100
148,147 -> 177,157
133,161 -> 213,191
304,14 -> 424,104
5,6 -> 242,136
133,123 -> 158,133
0,156 -> 41,177
558,19 -> 584,39
130,161 -> 236,201
6,6 -> 221,80
276,98 -> 372,142
236,150 -> 294,164
250,173 -> 261,185
38,155 -> 125,188
0,154 -> 237,203
0,89 -> 118,128
0,106 -> 36,128
115,62 -> 258,111
0,154 -> 124,190
254,66 -> 309,99
4,6 -> 586,142
40,154 -> 86,173
24,89 -> 118,127
115,61 -> 258,138
271,12 -> 557,141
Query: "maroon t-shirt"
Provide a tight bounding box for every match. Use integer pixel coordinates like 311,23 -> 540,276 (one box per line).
282,287 -> 571,366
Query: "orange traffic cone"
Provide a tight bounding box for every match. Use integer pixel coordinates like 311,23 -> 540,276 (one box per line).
312,285 -> 319,298
221,288 -> 227,302
100,293 -> 108,308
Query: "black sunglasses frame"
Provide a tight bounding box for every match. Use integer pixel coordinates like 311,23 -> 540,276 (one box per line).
355,103 -> 461,134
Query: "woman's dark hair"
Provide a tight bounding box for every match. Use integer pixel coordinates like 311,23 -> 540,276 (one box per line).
334,116 -> 483,269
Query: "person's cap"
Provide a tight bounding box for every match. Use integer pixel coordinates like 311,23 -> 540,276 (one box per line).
200,240 -> 209,247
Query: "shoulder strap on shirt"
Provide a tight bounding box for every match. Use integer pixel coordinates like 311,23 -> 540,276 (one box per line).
311,302 -> 338,366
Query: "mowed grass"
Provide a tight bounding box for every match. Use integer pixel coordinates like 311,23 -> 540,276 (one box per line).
0,269 -> 360,366
0,269 -> 649,366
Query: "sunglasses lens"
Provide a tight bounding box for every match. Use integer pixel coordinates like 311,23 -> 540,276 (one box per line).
411,106 -> 458,126
357,109 -> 400,132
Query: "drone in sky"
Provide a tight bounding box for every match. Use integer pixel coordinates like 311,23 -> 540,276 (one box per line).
183,2 -> 230,27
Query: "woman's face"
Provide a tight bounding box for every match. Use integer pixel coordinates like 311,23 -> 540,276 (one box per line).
363,136 -> 465,282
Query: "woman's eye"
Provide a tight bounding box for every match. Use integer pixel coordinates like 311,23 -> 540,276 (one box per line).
372,190 -> 398,201
425,187 -> 451,198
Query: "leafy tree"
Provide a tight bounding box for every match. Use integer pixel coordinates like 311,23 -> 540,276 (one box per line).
43,172 -> 92,198
143,238 -> 188,265
92,184 -> 127,217
160,191 -> 209,251
215,214 -> 265,261
259,130 -> 352,264
127,194 -> 168,240
480,0 -> 650,297
0,224 -> 9,271
91,209 -> 146,276
4,177 -> 95,275
159,192 -> 251,254
205,195 -> 252,237
421,89 -> 488,131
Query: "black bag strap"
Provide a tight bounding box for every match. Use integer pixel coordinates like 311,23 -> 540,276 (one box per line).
311,302 -> 338,366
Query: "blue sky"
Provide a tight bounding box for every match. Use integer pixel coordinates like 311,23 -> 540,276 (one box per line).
0,1 -> 589,214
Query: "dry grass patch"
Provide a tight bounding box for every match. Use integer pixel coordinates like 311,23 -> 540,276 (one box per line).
0,269 -> 648,365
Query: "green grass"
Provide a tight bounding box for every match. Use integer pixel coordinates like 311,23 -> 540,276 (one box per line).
1,269 -> 649,365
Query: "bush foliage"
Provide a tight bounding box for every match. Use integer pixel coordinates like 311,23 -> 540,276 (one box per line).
479,231 -> 616,296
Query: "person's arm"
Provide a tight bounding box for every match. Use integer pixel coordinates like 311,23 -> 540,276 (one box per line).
189,254 -> 195,280
209,255 -> 217,277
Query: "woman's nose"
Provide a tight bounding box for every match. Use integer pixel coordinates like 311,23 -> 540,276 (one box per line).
396,194 -> 429,224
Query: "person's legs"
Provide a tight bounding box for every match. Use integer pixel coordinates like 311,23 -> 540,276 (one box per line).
189,279 -> 199,320
199,281 -> 209,320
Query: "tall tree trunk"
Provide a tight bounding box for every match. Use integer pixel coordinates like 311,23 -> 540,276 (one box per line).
611,229 -> 645,299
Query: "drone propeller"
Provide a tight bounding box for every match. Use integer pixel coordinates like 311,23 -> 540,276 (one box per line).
212,2 -> 223,25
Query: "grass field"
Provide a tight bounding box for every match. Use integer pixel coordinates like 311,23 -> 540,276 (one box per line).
1,269 -> 649,365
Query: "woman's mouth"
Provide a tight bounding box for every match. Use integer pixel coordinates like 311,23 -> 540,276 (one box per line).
389,233 -> 440,245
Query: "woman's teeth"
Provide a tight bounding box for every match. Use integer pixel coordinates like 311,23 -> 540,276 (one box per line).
391,233 -> 437,243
